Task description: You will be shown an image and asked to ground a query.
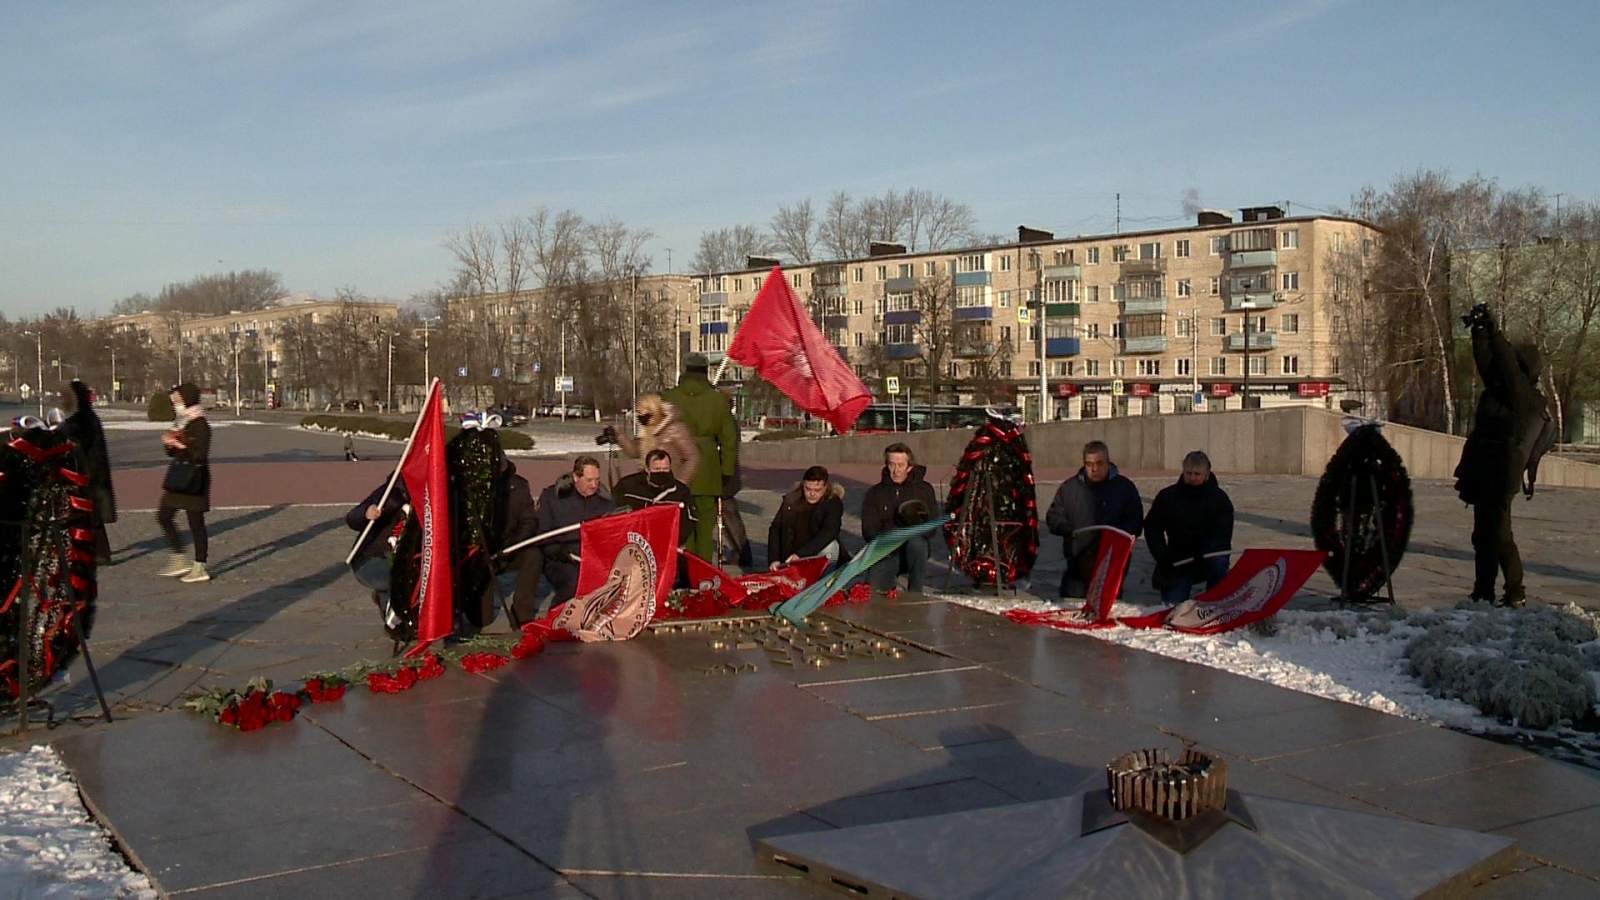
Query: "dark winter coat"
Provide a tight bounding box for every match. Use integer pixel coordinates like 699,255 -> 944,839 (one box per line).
1455,319 -> 1545,505
860,465 -> 939,542
769,482 -> 845,565
1143,473 -> 1234,569
1044,465 -> 1143,557
491,461 -> 538,571
159,416 -> 211,513
346,480 -> 410,563
61,394 -> 116,524
662,372 -> 738,497
534,473 -> 613,562
614,470 -> 696,545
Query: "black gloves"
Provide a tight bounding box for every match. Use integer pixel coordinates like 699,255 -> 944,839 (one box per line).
595,425 -> 618,446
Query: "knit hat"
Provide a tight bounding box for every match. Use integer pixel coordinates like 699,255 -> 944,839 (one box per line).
172,382 -> 201,407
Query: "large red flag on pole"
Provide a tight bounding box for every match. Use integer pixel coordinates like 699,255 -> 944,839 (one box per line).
400,380 -> 453,652
726,265 -> 872,434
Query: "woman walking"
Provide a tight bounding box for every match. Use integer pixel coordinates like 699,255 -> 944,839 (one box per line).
157,383 -> 212,583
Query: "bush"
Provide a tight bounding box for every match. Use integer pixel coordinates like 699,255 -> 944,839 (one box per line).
147,391 -> 175,422
300,415 -> 533,450
751,429 -> 811,442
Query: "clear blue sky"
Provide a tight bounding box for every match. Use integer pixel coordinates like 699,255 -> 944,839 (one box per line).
3,0 -> 1596,317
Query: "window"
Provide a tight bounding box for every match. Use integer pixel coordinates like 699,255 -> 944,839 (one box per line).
1082,396 -> 1099,417
1000,361 -> 1013,377
1332,232 -> 1344,252
1055,361 -> 1072,376
1177,278 -> 1192,297
1248,356 -> 1268,376
1332,274 -> 1345,294
1086,247 -> 1101,264
1111,321 -> 1123,339
887,323 -> 914,343
1088,285 -> 1100,303
1249,314 -> 1268,333
753,276 -> 762,289
1112,244 -> 1131,262
1175,239 -> 1191,258
1139,242 -> 1161,260
1211,317 -> 1227,336
999,255 -> 1013,271
1210,276 -> 1221,296
1331,355 -> 1341,374
793,273 -> 803,287
1027,325 -> 1040,341
1086,359 -> 1101,376
947,362 -> 958,378
1330,315 -> 1342,333
1210,356 -> 1227,375
734,278 -> 743,291
1029,360 -> 1042,377
957,253 -> 987,272
1281,229 -> 1299,249
853,267 -> 864,283
1112,359 -> 1126,376
1282,271 -> 1300,291
854,332 -> 863,347
1231,228 -> 1274,251
1137,359 -> 1162,376
955,285 -> 988,308
889,291 -> 916,312
875,265 -> 887,281
854,300 -> 864,315
1177,358 -> 1192,376
998,290 -> 1011,308
1209,236 -> 1227,255
1176,317 -> 1192,337
1087,322 -> 1100,339
898,263 -> 912,278
1001,325 -> 1013,345
1282,355 -> 1300,375
1281,313 -> 1300,334
1055,249 -> 1074,265
924,261 -> 937,276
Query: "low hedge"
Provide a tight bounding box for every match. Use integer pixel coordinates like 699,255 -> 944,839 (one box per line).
301,415 -> 534,450
148,392 -> 175,422
750,429 -> 811,442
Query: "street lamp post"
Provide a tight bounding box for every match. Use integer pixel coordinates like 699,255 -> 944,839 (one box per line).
386,330 -> 395,414
1239,300 -> 1255,411
105,345 -> 116,405
22,331 -> 43,416
1032,250 -> 1049,423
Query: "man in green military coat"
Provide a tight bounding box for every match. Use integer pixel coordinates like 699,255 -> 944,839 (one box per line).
663,353 -> 739,562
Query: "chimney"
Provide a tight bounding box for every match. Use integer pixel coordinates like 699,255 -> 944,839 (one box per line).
1197,209 -> 1233,226
746,255 -> 781,269
1017,225 -> 1055,244
1239,206 -> 1285,223
868,241 -> 906,258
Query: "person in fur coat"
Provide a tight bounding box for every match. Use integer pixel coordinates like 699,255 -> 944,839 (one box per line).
600,393 -> 699,487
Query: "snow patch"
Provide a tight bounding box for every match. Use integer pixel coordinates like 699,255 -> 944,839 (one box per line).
0,745 -> 155,898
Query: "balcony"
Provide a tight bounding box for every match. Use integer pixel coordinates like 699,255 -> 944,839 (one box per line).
884,309 -> 922,325
1224,292 -> 1278,312
886,276 -> 917,293
702,350 -> 727,364
1120,258 -> 1167,276
1122,336 -> 1168,354
815,284 -> 847,300
1228,249 -> 1278,269
1045,337 -> 1081,357
699,291 -> 728,307
953,306 -> 993,321
823,314 -> 850,329
1044,302 -> 1080,318
1225,331 -> 1277,352
954,342 -> 996,359
1121,297 -> 1168,316
886,344 -> 921,360
1043,264 -> 1082,281
953,271 -> 992,287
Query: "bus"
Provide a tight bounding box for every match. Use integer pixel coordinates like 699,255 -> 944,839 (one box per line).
851,403 -> 1018,433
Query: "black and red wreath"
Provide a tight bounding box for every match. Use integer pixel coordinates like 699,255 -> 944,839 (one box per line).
1,423 -> 99,700
1310,423 -> 1414,602
944,412 -> 1039,587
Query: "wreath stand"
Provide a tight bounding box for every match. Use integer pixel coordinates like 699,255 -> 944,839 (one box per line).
943,465 -> 1017,601
5,518 -> 114,735
1337,473 -> 1398,607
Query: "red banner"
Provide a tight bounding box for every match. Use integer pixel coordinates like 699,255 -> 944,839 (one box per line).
555,505 -> 680,641
1118,549 -> 1325,634
683,553 -> 830,610
726,266 -> 872,434
1210,383 -> 1234,397
1297,381 -> 1330,398
1130,383 -> 1153,397
400,381 -> 453,650
1004,527 -> 1134,631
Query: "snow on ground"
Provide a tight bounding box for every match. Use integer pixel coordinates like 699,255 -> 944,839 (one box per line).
0,745 -> 154,898
102,419 -> 264,431
941,592 -> 1600,767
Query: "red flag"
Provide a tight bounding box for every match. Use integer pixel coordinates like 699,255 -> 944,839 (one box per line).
726,265 -> 872,434
1118,549 -> 1325,634
400,380 -> 453,650
736,556 -> 830,606
555,505 -> 680,641
683,552 -> 748,606
1004,526 -> 1135,631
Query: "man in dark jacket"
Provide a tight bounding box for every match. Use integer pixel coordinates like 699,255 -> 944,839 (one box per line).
514,455 -> 612,622
1143,450 -> 1234,605
1454,303 -> 1545,607
662,354 -> 739,564
346,479 -> 411,626
1045,440 -> 1144,600
769,465 -> 845,569
862,443 -> 940,595
614,449 -> 697,544
60,380 -> 116,564
483,456 -> 537,626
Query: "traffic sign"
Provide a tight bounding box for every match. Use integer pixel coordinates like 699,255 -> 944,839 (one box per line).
532,362 -> 542,374
1111,379 -> 1125,396
886,376 -> 901,396
491,367 -> 501,378
1017,307 -> 1029,322
457,366 -> 468,377
1193,391 -> 1205,408
556,375 -> 574,393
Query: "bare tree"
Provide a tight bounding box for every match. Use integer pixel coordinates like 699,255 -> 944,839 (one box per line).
819,190 -> 864,259
769,199 -> 818,262
908,189 -> 979,251
690,225 -> 768,273
443,225 -> 501,296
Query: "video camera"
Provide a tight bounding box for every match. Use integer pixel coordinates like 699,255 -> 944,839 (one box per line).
1460,302 -> 1492,329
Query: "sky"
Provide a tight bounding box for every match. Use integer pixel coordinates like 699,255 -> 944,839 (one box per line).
2,0 -> 1597,317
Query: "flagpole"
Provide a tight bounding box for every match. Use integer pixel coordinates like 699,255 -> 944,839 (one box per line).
496,521 -> 585,558
344,377 -> 439,565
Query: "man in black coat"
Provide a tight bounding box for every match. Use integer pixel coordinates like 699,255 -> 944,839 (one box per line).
346,479 -> 410,628
861,443 -> 939,595
1044,440 -> 1144,600
514,455 -> 612,622
614,449 -> 697,545
768,465 -> 845,570
1143,450 -> 1234,605
1454,303 -> 1546,607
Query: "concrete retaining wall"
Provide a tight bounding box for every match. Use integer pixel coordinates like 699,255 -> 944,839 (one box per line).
740,406 -> 1600,488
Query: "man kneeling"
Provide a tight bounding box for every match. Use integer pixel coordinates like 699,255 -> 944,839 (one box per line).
768,465 -> 844,570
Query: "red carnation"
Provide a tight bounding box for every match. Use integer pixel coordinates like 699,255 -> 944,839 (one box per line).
511,632 -> 546,659
460,651 -> 510,673
268,691 -> 301,722
218,703 -> 239,726
417,655 -> 445,680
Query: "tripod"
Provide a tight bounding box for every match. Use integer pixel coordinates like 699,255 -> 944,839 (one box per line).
1337,472 -> 1398,606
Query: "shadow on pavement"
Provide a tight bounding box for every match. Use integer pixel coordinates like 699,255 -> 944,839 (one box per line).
113,504 -> 294,565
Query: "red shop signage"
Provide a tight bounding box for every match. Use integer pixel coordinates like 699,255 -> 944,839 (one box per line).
1297,381 -> 1330,398
1130,383 -> 1154,397
1210,383 -> 1235,397
1056,382 -> 1078,397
